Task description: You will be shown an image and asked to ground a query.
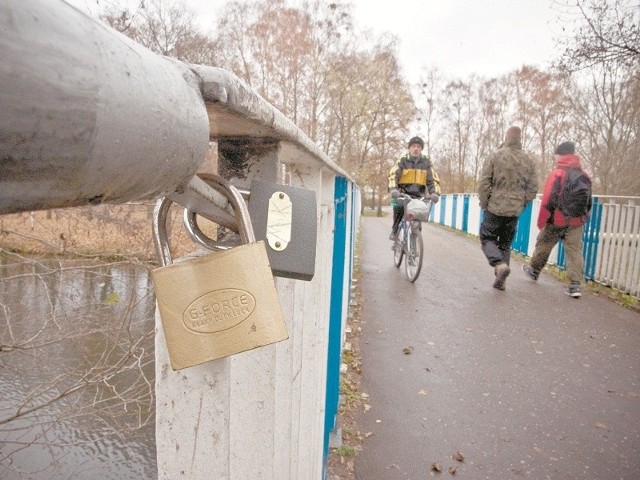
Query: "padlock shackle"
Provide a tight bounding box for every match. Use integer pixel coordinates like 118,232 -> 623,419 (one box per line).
152,196 -> 174,267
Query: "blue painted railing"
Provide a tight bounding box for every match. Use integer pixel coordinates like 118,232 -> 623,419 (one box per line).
324,177 -> 359,476
324,177 -> 347,471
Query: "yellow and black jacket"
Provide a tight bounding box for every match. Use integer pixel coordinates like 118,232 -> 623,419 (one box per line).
389,154 -> 440,198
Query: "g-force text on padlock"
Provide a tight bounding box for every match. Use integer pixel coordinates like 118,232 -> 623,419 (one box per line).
183,289 -> 257,334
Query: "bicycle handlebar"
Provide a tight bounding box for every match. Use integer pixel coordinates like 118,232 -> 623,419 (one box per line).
391,188 -> 440,207
390,189 -> 433,202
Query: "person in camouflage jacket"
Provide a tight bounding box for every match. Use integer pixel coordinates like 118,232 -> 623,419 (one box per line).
478,126 -> 538,290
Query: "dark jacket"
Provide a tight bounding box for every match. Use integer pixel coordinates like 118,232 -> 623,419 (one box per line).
478,140 -> 538,217
537,154 -> 592,228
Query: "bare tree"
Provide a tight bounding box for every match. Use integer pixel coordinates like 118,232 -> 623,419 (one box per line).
365,45 -> 416,214
470,77 -> 511,190
554,0 -> 640,71
510,66 -> 572,179
212,1 -> 258,84
331,39 -> 415,202
298,0 -> 354,142
322,50 -> 364,163
416,67 -> 446,159
100,0 -> 219,64
567,64 -> 640,195
212,0 -> 357,153
246,0 -> 315,123
441,80 -> 479,192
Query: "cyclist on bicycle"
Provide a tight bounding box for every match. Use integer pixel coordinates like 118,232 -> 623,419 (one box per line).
388,136 -> 441,240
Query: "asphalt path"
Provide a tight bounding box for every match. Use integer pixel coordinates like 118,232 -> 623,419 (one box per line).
354,215 -> 640,480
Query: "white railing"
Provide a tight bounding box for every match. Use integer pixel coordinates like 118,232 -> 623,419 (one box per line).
593,198 -> 640,297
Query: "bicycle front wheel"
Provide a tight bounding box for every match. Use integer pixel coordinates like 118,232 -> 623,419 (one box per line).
404,223 -> 423,282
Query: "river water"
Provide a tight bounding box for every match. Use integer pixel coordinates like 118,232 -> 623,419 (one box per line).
0,255 -> 157,479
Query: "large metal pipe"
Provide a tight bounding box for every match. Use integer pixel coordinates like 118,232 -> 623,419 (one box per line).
0,0 -> 210,214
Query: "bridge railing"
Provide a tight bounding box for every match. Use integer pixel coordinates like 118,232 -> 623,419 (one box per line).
432,194 -> 640,298
1,1 -> 359,478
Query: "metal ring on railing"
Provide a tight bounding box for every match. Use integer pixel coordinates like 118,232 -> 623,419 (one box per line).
183,209 -> 228,250
182,173 -> 255,251
154,174 -> 256,264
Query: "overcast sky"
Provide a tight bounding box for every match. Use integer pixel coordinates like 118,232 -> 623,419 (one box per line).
66,0 -> 565,82
350,0 -> 562,81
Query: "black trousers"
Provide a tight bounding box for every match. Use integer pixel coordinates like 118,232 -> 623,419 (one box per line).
391,205 -> 404,233
479,210 -> 519,267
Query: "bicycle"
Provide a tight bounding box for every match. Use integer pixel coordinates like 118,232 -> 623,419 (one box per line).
391,193 -> 432,282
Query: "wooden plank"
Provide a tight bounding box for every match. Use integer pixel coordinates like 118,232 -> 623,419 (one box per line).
155,309 -> 232,480
273,277 -> 296,478
228,346 -> 278,478
621,205 -> 640,295
630,207 -> 640,296
611,205 -> 625,288
598,204 -> 618,285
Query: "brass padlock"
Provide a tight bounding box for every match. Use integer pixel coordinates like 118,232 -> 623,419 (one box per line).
150,175 -> 288,370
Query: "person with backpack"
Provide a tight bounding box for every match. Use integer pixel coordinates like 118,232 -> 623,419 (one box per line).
478,126 -> 538,290
522,141 -> 593,298
388,136 -> 440,240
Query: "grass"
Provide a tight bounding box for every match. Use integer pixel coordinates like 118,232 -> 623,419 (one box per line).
339,377 -> 361,411
545,264 -> 639,311
331,445 -> 356,457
